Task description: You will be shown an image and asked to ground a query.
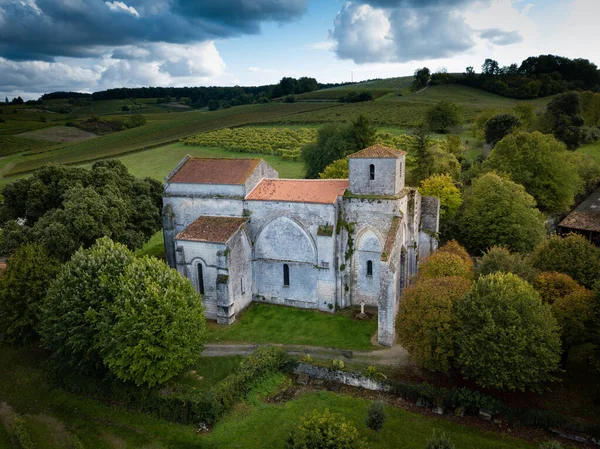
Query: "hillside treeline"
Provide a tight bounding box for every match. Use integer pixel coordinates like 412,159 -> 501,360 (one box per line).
430,54 -> 600,98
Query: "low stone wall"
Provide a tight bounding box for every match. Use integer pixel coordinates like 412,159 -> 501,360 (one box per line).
294,363 -> 389,392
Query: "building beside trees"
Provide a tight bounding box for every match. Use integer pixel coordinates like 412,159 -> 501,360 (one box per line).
163,145 -> 440,346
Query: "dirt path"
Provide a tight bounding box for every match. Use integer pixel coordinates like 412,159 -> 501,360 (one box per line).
203,343 -> 413,367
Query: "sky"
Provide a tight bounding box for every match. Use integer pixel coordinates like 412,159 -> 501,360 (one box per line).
0,0 -> 598,100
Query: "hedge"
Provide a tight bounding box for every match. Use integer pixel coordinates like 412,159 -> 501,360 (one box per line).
51,346 -> 290,425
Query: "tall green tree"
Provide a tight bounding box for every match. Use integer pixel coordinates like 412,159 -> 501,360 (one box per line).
530,234 -> 600,289
485,131 -> 580,213
414,67 -> 430,89
455,273 -> 561,391
419,174 -> 462,223
411,124 -> 434,184
98,257 -> 206,387
0,244 -> 60,345
425,101 -> 462,133
484,113 -> 522,146
540,92 -> 585,150
457,173 -> 546,254
40,237 -> 135,376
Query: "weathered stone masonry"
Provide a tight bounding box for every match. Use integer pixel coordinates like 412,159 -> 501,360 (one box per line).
163,145 -> 439,346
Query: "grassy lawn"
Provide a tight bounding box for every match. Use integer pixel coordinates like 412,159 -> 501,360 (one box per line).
578,140 -> 600,163
207,303 -> 378,350
0,345 -> 541,449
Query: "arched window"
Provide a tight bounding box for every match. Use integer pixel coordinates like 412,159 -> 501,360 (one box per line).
283,263 -> 290,286
367,260 -> 373,276
197,264 -> 205,295
369,164 -> 375,180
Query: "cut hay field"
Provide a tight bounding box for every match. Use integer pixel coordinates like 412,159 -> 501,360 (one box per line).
18,125 -> 97,143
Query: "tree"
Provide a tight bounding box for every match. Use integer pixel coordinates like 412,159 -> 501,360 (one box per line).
476,246 -> 537,282
297,77 -> 319,93
484,114 -> 522,146
365,401 -> 386,432
302,117 -> 376,179
533,272 -> 582,305
302,124 -> 349,179
397,276 -> 472,372
279,77 -> 298,96
347,115 -> 377,152
530,234 -> 600,289
411,124 -> 433,183
0,161 -> 162,260
540,92 -> 585,150
419,174 -> 462,222
455,273 -> 561,391
437,240 -> 472,267
482,58 -> 500,76
40,237 -> 135,376
457,173 -> 546,254
319,158 -> 348,179
414,67 -> 430,89
98,257 -> 206,387
425,101 -> 462,133
287,409 -> 368,449
552,287 -> 594,360
0,244 -> 60,345
419,251 -> 473,281
485,131 -> 580,213
514,103 -> 537,129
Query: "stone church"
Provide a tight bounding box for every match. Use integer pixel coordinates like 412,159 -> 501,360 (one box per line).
162,145 -> 439,346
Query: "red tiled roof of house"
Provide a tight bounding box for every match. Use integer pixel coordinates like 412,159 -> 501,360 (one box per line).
175,216 -> 247,243
246,179 -> 348,204
168,157 -> 261,185
348,144 -> 406,159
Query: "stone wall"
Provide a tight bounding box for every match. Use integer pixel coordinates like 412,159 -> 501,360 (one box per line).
348,156 -> 405,196
294,363 -> 389,392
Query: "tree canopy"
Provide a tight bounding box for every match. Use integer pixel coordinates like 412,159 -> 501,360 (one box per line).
485,131 -> 580,213
457,173 -> 546,254
425,101 -> 462,134
484,113 -> 522,147
0,160 -> 162,260
455,273 -> 561,391
319,158 -> 349,179
530,234 -> 600,289
397,276 -> 472,372
287,409 -> 368,449
419,174 -> 462,222
476,246 -> 537,282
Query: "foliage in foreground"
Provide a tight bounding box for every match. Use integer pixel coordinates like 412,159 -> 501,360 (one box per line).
418,174 -> 462,223
418,251 -> 473,281
40,237 -> 206,386
365,401 -> 386,432
457,172 -> 546,254
0,244 -> 60,345
455,273 -> 561,391
530,233 -> 600,289
397,276 -> 472,372
320,158 -> 349,179
425,430 -> 456,449
287,408 -> 369,449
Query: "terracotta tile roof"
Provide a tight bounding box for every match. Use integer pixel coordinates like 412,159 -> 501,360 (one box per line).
559,187 -> 600,233
348,144 -> 406,159
175,216 -> 247,243
168,157 -> 261,185
559,211 -> 600,233
246,179 -> 348,204
381,216 -> 401,262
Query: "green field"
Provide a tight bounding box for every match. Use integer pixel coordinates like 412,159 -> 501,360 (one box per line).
0,345 -> 542,449
207,303 -> 378,350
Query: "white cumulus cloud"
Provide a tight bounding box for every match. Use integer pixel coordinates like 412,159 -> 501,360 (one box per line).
105,1 -> 140,17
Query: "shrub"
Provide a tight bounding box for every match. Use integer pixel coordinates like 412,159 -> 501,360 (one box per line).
425,101 -> 462,133
0,244 -> 60,345
286,409 -> 369,449
454,273 -> 562,391
552,287 -> 594,349
485,113 -> 522,146
12,418 -> 36,449
98,256 -> 206,387
530,234 -> 600,288
332,359 -> 345,370
364,365 -> 386,380
538,441 -> 564,449
365,401 -> 386,432
319,158 -> 348,179
301,354 -> 313,363
397,276 -> 472,372
436,240 -> 472,267
457,172 -> 546,254
419,251 -> 473,281
419,175 -> 462,221
476,246 -> 537,282
425,430 -> 455,449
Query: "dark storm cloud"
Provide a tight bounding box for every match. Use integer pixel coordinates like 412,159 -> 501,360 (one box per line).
0,0 -> 308,61
480,28 -> 524,46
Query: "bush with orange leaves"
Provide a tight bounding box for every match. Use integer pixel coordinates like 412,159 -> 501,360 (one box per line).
397,276 -> 472,372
